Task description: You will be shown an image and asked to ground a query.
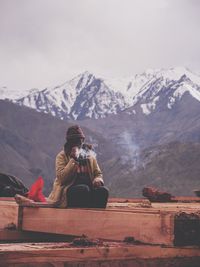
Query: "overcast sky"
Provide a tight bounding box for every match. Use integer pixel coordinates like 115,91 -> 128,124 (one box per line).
0,0 -> 200,91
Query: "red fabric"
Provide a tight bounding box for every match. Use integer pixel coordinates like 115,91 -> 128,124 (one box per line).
28,176 -> 46,202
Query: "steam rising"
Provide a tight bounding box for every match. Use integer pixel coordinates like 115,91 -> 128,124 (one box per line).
79,147 -> 97,159
119,131 -> 140,169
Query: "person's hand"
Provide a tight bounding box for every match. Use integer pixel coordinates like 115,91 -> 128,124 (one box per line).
93,178 -> 103,188
70,146 -> 80,160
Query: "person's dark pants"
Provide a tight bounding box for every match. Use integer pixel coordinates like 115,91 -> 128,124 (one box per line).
67,184 -> 109,208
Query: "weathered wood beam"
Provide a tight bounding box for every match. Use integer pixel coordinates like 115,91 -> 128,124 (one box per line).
1,198 -> 200,246
1,243 -> 200,266
0,201 -> 18,229
20,207 -> 174,245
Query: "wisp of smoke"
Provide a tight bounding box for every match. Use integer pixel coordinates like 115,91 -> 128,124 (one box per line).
79,147 -> 97,159
119,131 -> 140,169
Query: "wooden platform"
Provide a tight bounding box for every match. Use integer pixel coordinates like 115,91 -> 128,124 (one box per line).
1,242 -> 200,267
21,206 -> 175,245
1,197 -> 200,246
1,197 -> 200,266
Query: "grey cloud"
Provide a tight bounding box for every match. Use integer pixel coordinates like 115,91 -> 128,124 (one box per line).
0,0 -> 200,91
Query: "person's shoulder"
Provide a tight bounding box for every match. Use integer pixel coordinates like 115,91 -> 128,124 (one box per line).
56,150 -> 70,164
56,150 -> 66,160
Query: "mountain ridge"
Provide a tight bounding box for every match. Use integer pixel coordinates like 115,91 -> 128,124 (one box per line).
2,67 -> 200,121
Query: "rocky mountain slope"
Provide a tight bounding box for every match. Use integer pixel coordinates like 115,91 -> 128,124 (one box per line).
80,91 -> 200,196
0,100 -> 117,195
109,141 -> 200,197
1,98 -> 200,197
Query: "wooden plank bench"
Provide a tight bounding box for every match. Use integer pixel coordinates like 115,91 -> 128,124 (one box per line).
1,197 -> 200,246
1,242 -> 200,267
19,206 -> 174,245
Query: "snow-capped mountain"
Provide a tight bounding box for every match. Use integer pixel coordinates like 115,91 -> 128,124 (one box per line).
103,67 -> 200,116
2,67 -> 200,120
125,67 -> 200,115
105,72 -> 154,102
14,71 -> 129,120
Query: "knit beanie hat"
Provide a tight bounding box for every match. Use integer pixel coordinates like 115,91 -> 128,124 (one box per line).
66,125 -> 85,141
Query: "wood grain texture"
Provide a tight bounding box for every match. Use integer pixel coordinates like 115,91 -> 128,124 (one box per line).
0,201 -> 18,229
1,243 -> 200,265
21,207 -> 174,245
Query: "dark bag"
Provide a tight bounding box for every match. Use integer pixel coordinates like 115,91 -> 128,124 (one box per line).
0,173 -> 28,197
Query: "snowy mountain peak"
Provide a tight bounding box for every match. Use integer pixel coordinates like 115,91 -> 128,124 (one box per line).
141,67 -> 200,86
2,67 -> 200,120
127,67 -> 200,115
13,71 -> 128,120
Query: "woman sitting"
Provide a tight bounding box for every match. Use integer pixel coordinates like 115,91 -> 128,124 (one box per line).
48,125 -> 109,208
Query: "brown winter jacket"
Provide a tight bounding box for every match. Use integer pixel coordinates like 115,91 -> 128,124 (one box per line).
48,150 -> 104,208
